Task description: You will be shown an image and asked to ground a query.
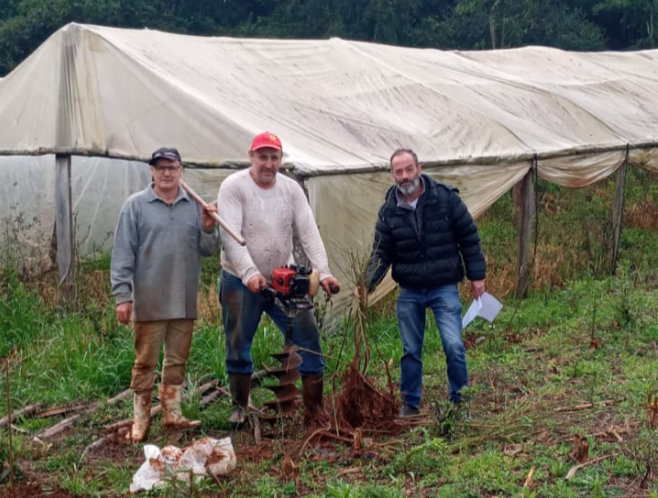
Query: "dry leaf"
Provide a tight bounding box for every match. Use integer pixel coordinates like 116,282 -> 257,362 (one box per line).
570,434 -> 589,464
282,453 -> 298,481
503,444 -> 523,457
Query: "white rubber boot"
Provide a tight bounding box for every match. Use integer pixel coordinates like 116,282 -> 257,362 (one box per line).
160,385 -> 201,429
126,392 -> 151,442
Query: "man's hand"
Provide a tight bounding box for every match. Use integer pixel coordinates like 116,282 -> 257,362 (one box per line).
321,276 -> 341,295
201,204 -> 218,231
471,280 -> 485,299
246,273 -> 267,293
116,302 -> 133,324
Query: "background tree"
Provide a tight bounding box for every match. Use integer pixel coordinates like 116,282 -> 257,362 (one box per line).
593,0 -> 658,48
0,0 -> 652,77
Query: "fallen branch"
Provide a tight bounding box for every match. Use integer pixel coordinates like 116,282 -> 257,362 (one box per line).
200,389 -> 223,408
556,400 -> 615,412
6,387 -> 132,436
298,426 -> 339,456
372,439 -> 404,448
299,427 -> 354,456
34,414 -> 82,440
565,454 -> 612,480
523,467 -> 535,488
249,413 -> 262,445
0,402 -> 43,428
195,380 -> 219,396
104,405 -> 162,433
80,427 -> 129,462
393,413 -> 427,427
563,426 -> 628,443
336,468 -> 362,477
35,402 -> 95,419
9,424 -> 29,435
28,401 -> 102,442
608,427 -> 624,443
107,389 -> 131,405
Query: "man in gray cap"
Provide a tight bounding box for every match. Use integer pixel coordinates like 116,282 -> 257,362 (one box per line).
111,147 -> 219,442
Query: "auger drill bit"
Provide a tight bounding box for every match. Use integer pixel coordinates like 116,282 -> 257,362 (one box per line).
259,268 -> 318,422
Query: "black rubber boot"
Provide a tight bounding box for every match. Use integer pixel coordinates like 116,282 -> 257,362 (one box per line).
302,374 -> 326,427
228,374 -> 251,425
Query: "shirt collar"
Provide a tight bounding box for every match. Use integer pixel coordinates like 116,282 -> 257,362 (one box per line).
146,182 -> 190,204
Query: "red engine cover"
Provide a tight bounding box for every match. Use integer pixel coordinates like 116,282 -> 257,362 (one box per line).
271,268 -> 297,297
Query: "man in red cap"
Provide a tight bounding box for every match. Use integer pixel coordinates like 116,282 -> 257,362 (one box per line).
217,131 -> 340,426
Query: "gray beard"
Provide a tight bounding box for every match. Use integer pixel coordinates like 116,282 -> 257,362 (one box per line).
396,175 -> 420,196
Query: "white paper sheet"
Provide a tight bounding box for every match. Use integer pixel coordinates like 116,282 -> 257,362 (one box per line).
461,298 -> 483,329
461,292 -> 503,328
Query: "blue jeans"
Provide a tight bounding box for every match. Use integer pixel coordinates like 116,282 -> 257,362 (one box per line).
397,283 -> 467,408
219,271 -> 325,376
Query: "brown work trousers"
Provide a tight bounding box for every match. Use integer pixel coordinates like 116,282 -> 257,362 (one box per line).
130,319 -> 195,395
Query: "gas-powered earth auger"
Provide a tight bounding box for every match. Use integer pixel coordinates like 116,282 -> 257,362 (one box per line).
260,265 -> 321,419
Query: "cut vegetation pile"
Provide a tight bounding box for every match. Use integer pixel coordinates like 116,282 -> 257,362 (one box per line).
331,254 -> 400,436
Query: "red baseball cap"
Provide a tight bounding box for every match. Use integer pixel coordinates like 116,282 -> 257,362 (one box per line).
250,132 -> 282,152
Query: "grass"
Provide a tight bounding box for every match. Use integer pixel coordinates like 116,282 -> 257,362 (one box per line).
1,169 -> 658,497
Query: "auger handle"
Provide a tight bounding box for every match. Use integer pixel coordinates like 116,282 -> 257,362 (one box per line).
179,179 -> 246,246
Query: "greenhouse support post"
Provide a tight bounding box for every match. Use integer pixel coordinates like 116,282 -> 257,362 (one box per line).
55,153 -> 75,301
610,151 -> 628,275
514,166 -> 535,298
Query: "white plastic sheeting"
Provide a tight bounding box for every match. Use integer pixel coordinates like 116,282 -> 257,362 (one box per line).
0,155 -> 229,258
1,23 -> 658,312
0,156 -> 150,258
1,23 -> 657,175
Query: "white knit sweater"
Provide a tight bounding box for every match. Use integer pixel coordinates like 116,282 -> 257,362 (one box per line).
217,169 -> 333,286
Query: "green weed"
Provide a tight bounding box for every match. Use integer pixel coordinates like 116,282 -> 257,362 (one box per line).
384,429 -> 450,477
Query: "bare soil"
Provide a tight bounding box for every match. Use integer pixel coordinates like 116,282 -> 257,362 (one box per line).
0,482 -> 77,498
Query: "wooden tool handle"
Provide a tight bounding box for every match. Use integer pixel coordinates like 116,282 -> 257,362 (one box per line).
179,179 -> 246,246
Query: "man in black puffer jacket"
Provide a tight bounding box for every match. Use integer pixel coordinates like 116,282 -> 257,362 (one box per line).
364,149 -> 486,417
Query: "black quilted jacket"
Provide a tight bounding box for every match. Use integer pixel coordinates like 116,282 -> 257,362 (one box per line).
365,174 -> 486,292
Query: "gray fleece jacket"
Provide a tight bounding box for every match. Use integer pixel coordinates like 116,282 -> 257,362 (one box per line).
110,183 -> 219,321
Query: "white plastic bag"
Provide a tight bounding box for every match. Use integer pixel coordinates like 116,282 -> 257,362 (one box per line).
130,437 -> 236,493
